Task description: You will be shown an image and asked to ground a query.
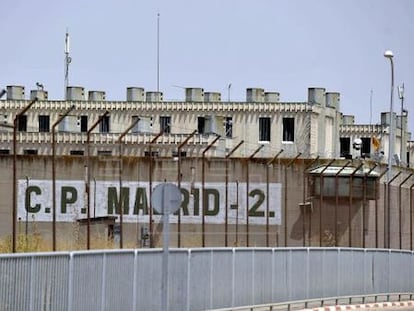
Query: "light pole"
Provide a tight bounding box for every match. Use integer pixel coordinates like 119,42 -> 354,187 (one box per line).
52,105 -> 75,251
398,83 -> 405,165
384,50 -> 395,182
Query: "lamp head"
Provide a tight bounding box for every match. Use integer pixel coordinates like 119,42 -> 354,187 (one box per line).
384,50 -> 394,58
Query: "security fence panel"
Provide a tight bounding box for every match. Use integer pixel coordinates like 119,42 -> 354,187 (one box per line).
70,252 -> 105,311
289,248 -> 308,301
168,250 -> 189,311
233,249 -> 254,307
102,251 -> 135,311
1,248 -> 414,310
338,249 -> 358,296
251,249 -> 273,305
210,249 -> 233,309
362,250 -> 375,294
389,251 -> 412,292
308,248 -> 338,299
188,249 -> 213,311
370,249 -> 390,294
351,249 -> 366,294
30,254 -> 70,311
0,256 -> 32,311
134,250 -> 162,311
271,249 -> 289,303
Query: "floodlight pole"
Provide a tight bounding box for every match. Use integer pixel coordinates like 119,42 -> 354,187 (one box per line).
384,50 -> 395,182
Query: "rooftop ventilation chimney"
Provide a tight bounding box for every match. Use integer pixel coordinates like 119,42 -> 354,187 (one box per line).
6,85 -> 25,100
246,88 -> 264,102
146,92 -> 163,102
326,92 -> 340,110
66,86 -> 85,100
381,112 -> 397,126
308,87 -> 326,106
88,91 -> 106,101
127,87 -> 145,101
185,88 -> 204,102
204,92 -> 221,102
30,90 -> 48,100
264,92 -> 280,102
342,115 -> 355,125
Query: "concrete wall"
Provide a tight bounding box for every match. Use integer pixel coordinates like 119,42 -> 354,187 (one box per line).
1,155 -> 414,251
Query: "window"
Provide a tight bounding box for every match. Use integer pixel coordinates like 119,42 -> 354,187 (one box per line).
160,116 -> 171,134
17,115 -> 27,132
198,117 -> 206,134
361,137 -> 371,158
99,116 -> 110,133
80,116 -> 88,133
259,117 -> 271,142
282,118 -> 294,142
70,150 -> 84,156
0,149 -> 10,155
225,117 -> 232,138
340,137 -> 350,157
38,115 -> 50,132
144,151 -> 159,157
97,150 -> 112,156
172,150 -> 187,158
24,149 -> 38,155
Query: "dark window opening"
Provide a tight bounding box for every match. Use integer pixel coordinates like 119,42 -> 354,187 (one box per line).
198,117 -> 206,134
160,116 -> 171,134
0,149 -> 10,155
225,117 -> 232,138
38,115 -> 50,132
259,117 -> 271,142
282,118 -> 294,142
70,150 -> 84,156
99,116 -> 110,133
80,116 -> 88,132
24,149 -> 38,155
97,150 -> 112,156
340,137 -> 351,157
172,150 -> 187,158
17,115 -> 27,132
144,151 -> 159,157
361,137 -> 371,158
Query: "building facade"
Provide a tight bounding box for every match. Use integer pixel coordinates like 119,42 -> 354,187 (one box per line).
0,84 -> 413,251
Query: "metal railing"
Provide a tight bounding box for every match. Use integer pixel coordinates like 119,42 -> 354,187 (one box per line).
1,247 -> 414,311
207,293 -> 414,310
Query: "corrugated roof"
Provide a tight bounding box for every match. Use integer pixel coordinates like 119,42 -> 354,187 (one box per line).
309,165 -> 379,177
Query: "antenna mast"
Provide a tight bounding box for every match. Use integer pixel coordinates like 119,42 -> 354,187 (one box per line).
157,13 -> 160,93
64,30 -> 72,100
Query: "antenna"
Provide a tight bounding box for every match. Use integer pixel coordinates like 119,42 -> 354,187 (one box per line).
369,89 -> 373,126
64,30 -> 72,100
157,13 -> 160,94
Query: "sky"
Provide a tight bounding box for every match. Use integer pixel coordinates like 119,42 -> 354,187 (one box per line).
1,0 -> 414,133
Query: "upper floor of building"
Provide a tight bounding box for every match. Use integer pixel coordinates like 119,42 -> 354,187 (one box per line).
0,84 -> 412,166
